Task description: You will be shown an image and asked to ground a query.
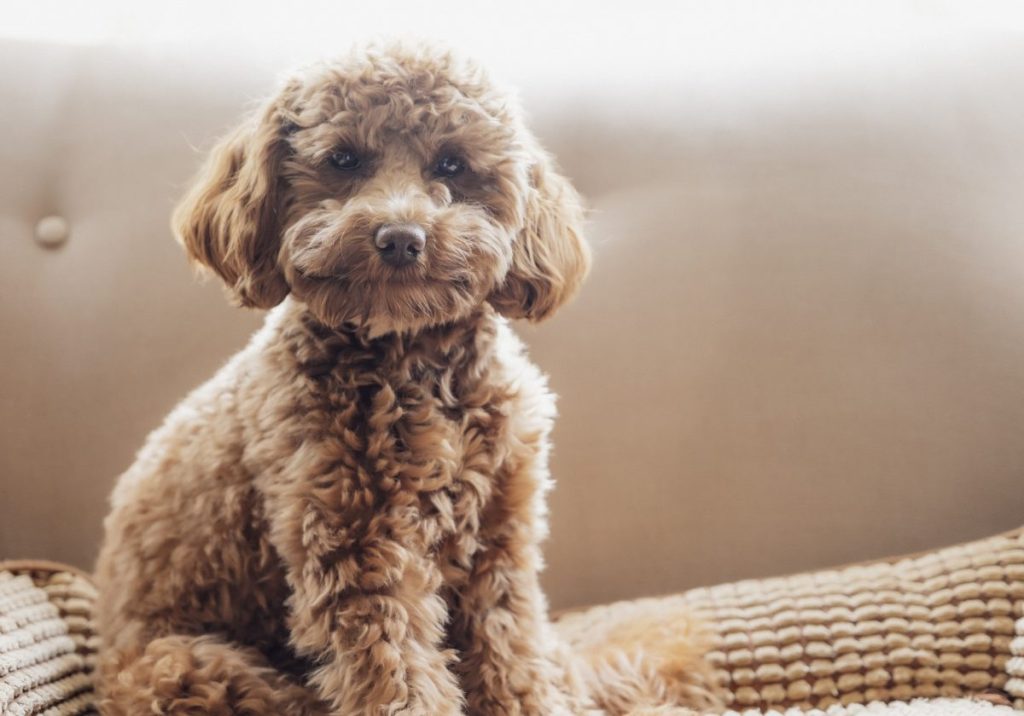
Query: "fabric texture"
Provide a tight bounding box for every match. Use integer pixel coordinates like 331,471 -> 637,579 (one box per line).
0,561 -> 98,716
558,528 -> 1024,713
724,697 -> 1016,715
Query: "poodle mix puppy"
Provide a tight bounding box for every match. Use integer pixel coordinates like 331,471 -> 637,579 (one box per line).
95,44 -> 714,716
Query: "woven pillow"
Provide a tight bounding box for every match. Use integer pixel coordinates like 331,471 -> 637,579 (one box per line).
0,560 -> 98,716
730,698 -> 1016,715
556,528 -> 1024,714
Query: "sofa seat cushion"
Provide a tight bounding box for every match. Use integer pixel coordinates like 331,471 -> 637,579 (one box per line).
6,530 -> 1024,714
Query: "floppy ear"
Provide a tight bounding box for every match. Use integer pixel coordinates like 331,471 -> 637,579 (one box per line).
490,147 -> 591,321
172,98 -> 292,308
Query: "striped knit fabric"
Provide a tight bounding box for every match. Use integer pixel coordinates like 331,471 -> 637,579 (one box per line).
0,561 -> 98,716
559,528 -> 1024,713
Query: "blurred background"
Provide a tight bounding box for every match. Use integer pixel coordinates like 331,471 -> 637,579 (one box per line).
3,1 -> 1024,610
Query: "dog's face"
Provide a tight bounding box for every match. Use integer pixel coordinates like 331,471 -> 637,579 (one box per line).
174,45 -> 589,333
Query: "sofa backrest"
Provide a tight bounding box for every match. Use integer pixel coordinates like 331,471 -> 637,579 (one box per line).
3,35 -> 1024,609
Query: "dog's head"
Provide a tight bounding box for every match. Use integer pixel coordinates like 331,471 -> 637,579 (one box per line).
173,43 -> 589,333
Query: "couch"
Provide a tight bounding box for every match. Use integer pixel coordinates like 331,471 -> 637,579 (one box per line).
3,7 -> 1024,713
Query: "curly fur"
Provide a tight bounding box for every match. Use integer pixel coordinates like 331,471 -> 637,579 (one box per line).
94,42 -> 717,715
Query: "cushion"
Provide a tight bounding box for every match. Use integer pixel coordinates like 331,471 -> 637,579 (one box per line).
557,528 -> 1024,713
729,698 -> 1015,715
0,560 -> 98,715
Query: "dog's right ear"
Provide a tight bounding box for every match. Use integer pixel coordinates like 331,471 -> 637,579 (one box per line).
172,95 -> 293,308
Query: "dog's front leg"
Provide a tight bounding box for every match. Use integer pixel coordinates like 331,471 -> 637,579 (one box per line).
269,497 -> 464,715
291,552 -> 464,715
451,525 -> 586,716
297,574 -> 463,715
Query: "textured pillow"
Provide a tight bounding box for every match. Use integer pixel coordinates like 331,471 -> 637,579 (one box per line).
728,697 -> 1016,715
557,528 -> 1024,713
0,560 -> 98,716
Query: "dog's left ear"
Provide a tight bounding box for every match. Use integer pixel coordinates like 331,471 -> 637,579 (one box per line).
489,147 -> 591,321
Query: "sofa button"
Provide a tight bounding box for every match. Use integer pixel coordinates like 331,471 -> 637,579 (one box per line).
35,215 -> 70,248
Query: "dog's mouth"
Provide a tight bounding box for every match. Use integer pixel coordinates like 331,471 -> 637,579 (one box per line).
380,263 -> 425,282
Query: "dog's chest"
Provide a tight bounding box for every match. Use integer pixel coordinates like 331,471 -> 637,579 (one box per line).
281,325 -> 513,576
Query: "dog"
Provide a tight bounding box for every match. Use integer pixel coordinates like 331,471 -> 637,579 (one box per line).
94,43 -> 718,715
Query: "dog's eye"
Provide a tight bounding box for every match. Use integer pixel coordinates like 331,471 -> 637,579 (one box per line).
328,149 -> 361,170
434,155 -> 465,178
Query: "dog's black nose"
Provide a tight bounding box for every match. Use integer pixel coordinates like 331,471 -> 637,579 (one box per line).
374,224 -> 426,267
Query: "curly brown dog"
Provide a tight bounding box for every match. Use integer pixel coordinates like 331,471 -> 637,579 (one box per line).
94,43 -> 718,715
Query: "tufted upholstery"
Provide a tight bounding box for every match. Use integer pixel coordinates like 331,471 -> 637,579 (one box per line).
4,24 -> 1024,612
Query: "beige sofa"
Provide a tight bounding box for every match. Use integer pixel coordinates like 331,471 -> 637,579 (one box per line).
5,29 -> 1024,609
3,12 -> 1024,714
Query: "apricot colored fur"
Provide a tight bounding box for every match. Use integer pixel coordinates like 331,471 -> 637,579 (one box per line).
94,43 -> 717,715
